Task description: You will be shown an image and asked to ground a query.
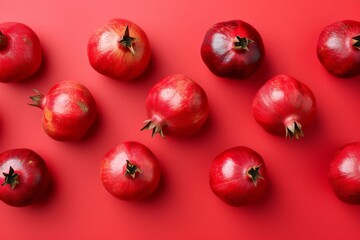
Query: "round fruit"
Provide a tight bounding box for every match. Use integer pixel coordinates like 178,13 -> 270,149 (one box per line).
87,18 -> 151,81
100,141 -> 161,201
201,19 -> 265,79
141,74 -> 209,137
252,75 -> 316,139
209,146 -> 267,206
29,81 -> 97,141
328,142 -> 360,204
0,149 -> 50,207
0,22 -> 42,83
317,20 -> 360,78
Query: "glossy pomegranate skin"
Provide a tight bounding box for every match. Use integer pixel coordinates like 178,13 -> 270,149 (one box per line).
0,149 -> 50,207
317,20 -> 360,78
0,22 -> 42,83
88,18 -> 151,81
252,75 -> 316,139
328,143 -> 360,204
100,141 -> 161,201
201,19 -> 265,79
30,81 -> 97,141
209,146 -> 267,206
143,74 -> 209,137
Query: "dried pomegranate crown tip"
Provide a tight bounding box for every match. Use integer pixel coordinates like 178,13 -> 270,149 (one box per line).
118,25 -> 136,55
247,165 -> 264,187
2,166 -> 19,189
125,160 -> 142,178
286,121 -> 304,140
141,120 -> 165,138
353,35 -> 360,49
233,36 -> 254,51
28,89 -> 43,107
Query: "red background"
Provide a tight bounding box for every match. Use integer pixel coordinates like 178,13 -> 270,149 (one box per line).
1,0 -> 360,239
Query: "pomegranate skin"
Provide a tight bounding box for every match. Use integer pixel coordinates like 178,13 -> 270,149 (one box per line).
142,74 -> 209,137
0,22 -> 42,83
201,19 -> 265,79
252,75 -> 316,139
328,143 -> 360,204
317,20 -> 360,78
30,81 -> 97,141
209,146 -> 267,206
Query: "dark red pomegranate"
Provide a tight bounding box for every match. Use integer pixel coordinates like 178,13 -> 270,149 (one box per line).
29,81 -> 97,141
0,22 -> 42,83
100,141 -> 161,201
209,146 -> 267,206
88,18 -> 151,81
0,149 -> 50,207
142,74 -> 209,137
201,19 -> 265,79
252,75 -> 316,139
317,20 -> 360,78
328,142 -> 360,204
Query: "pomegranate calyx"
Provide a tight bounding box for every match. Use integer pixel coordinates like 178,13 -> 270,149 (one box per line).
247,164 -> 264,187
118,25 -> 136,55
125,160 -> 142,178
233,36 -> 254,51
141,119 -> 165,138
286,121 -> 304,139
1,166 -> 19,189
0,31 -> 7,50
353,35 -> 360,49
28,89 -> 44,108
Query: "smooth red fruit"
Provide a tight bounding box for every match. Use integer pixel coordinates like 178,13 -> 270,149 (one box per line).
29,81 -> 97,141
209,146 -> 267,206
88,18 -> 151,81
317,20 -> 360,78
141,74 -> 209,137
0,22 -> 42,83
100,141 -> 161,201
328,142 -> 360,204
201,19 -> 265,79
0,149 -> 50,207
252,75 -> 316,139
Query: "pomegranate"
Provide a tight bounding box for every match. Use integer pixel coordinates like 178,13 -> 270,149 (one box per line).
328,142 -> 360,204
209,146 -> 267,206
317,20 -> 360,78
88,18 -> 151,81
100,141 -> 161,201
0,149 -> 50,207
0,22 -> 42,83
252,75 -> 316,139
200,19 -> 265,79
141,74 -> 209,137
29,81 -> 97,141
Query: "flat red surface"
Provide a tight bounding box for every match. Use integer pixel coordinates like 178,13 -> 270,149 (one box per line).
1,0 -> 360,239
